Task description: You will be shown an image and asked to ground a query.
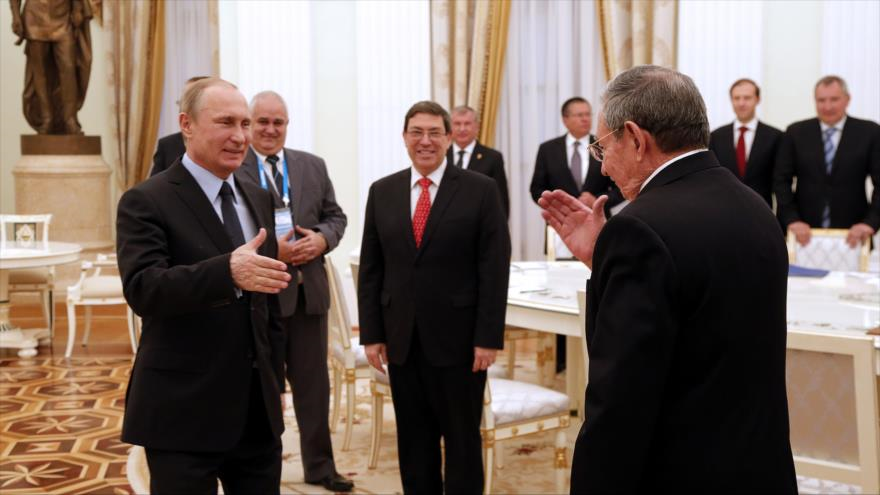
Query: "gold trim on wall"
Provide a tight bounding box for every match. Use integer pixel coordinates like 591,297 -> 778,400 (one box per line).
134,0 -> 165,184
477,0 -> 510,149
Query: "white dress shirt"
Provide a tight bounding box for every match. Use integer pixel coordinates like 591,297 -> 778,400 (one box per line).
566,133 -> 589,185
253,148 -> 286,196
450,140 -> 477,169
820,115 -> 847,150
640,149 -> 708,193
181,153 -> 258,242
410,162 -> 446,218
732,117 -> 758,160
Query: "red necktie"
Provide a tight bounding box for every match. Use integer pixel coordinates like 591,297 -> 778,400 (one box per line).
735,126 -> 747,178
412,177 -> 432,247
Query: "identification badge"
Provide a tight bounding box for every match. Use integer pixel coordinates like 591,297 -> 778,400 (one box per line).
274,208 -> 295,241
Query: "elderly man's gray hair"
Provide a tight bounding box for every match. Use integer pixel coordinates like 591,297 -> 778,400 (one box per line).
250,90 -> 288,113
602,65 -> 710,153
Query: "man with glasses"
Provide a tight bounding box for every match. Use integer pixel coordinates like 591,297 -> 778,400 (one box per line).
359,101 -> 510,494
540,66 -> 796,493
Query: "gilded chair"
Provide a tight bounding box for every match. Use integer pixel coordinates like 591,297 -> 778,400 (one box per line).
326,256 -> 371,451
1,214 -> 56,337
787,228 -> 870,272
65,253 -> 138,358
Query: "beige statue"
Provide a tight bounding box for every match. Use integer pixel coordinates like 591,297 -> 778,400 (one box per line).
10,0 -> 93,135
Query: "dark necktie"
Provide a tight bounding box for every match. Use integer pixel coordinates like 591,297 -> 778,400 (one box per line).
219,182 -> 246,248
735,126 -> 747,178
265,154 -> 284,196
455,149 -> 465,168
570,141 -> 582,187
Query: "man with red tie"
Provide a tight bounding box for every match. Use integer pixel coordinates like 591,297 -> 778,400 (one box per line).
358,101 -> 510,494
709,79 -> 783,210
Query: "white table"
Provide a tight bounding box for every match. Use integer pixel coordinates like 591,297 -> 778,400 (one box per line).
0,242 -> 82,357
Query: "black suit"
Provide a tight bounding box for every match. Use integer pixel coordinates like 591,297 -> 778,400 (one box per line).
571,151 -> 796,493
236,147 -> 347,483
359,165 -> 510,493
774,116 -> 880,230
709,121 -> 783,207
529,135 -> 624,213
117,160 -> 285,492
149,132 -> 186,177
446,141 -> 510,217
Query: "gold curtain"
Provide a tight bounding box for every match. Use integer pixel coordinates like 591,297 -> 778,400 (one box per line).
106,0 -> 165,191
597,0 -> 678,80
431,0 -> 511,146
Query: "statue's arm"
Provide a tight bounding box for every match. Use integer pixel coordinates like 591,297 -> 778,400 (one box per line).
10,0 -> 23,39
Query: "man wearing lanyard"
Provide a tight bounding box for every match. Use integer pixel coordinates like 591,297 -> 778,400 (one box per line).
236,91 -> 351,492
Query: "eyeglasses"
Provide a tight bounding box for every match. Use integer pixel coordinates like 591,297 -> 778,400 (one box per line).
406,129 -> 447,142
587,130 -> 617,162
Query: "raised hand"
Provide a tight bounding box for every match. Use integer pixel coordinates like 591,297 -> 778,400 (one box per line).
230,228 -> 291,293
539,190 -> 608,268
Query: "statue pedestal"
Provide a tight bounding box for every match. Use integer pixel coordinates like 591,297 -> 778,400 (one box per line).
13,135 -> 114,289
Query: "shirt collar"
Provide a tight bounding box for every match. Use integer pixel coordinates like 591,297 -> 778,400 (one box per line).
253,147 -> 283,165
410,161 -> 447,189
820,115 -> 847,132
182,153 -> 238,203
734,117 -> 758,131
639,149 -> 708,193
566,132 -> 590,148
452,140 -> 477,155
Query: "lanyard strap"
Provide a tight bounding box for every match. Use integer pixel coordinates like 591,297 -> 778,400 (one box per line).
257,154 -> 290,206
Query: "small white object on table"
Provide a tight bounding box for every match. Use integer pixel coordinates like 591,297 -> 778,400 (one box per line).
0,242 -> 82,357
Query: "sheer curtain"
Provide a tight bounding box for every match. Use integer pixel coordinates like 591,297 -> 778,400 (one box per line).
355,0 -> 431,217
494,0 -> 606,261
677,0 -> 763,131
218,1 -> 313,152
158,0 -> 218,140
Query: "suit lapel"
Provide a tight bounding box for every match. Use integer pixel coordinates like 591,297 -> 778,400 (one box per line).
396,170 -> 418,254
832,118 -> 852,176
807,119 -> 827,176
283,149 -> 305,224
167,162 -> 235,253
416,165 -> 460,259
236,178 -> 267,246
745,124 -> 765,179
718,125 -> 736,171
241,148 -> 283,206
554,137 -> 579,192
639,151 -> 720,197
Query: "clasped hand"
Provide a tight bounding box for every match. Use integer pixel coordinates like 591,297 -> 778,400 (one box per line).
277,226 -> 328,265
230,228 -> 291,294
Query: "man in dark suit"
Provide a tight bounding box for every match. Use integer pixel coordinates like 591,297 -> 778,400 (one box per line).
116,78 -> 293,493
540,66 -> 796,493
235,91 -> 352,493
774,75 -> 880,248
709,78 -> 783,208
359,101 -> 510,494
446,105 -> 510,217
149,76 -> 208,177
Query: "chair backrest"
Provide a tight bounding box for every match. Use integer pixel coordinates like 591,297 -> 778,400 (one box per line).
325,257 -> 354,351
68,253 -> 122,302
0,214 -> 51,251
787,228 -> 870,272
545,225 -> 556,262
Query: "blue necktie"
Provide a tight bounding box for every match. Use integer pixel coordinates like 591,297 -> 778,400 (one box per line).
820,127 -> 837,227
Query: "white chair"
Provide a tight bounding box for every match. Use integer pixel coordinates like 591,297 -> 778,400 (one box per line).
65,253 -> 138,358
787,228 -> 870,272
326,257 -> 372,451
1,214 -> 56,337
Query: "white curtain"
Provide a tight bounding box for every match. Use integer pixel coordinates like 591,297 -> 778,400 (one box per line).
494,0 -> 606,261
821,0 -> 880,123
677,0 -> 764,132
218,1 -> 314,152
354,0 -> 431,218
158,0 -> 218,140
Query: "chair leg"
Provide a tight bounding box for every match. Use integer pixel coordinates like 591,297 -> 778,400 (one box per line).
40,289 -> 50,330
330,364 -> 342,433
47,290 -> 55,341
543,336 -> 556,386
81,306 -> 92,347
126,306 -> 138,354
496,444 -> 504,470
483,442 -> 495,494
555,430 -> 567,494
342,371 -> 355,451
506,340 -> 516,379
368,389 -> 384,469
65,303 -> 77,359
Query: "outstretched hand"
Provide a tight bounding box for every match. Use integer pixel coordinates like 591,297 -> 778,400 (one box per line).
230,228 -> 291,293
539,190 -> 608,268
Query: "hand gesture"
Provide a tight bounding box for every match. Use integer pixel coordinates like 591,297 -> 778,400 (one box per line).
230,228 -> 291,293
287,226 -> 328,265
539,190 -> 608,268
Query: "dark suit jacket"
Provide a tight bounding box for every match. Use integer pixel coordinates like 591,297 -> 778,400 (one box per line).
446,141 -> 510,217
358,165 -> 510,367
571,151 -> 796,493
709,121 -> 783,207
149,132 -> 186,177
236,147 -> 347,317
529,135 -> 624,214
117,160 -> 285,452
774,116 -> 880,230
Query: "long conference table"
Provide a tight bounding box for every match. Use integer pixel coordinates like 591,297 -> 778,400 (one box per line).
507,260 -> 880,492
